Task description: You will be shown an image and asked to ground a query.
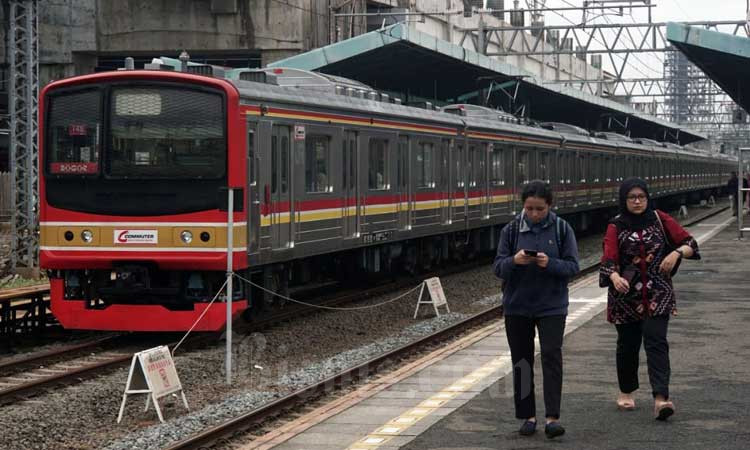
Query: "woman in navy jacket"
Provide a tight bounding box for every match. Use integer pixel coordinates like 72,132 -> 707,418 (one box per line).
493,180 -> 579,438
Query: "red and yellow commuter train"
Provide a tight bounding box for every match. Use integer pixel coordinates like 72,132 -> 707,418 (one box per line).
39,64 -> 734,331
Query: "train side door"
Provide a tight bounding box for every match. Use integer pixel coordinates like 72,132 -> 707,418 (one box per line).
480,143 -> 490,219
270,124 -> 292,249
453,142 -> 467,223
342,130 -> 360,239
489,143 -> 510,217
514,147 -> 529,213
362,132 -> 396,234
440,139 -> 451,224
247,121 -> 260,256
466,142 -> 484,222
397,135 -> 411,230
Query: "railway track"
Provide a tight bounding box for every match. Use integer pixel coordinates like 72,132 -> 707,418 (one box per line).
162,205 -> 728,450
0,335 -> 132,406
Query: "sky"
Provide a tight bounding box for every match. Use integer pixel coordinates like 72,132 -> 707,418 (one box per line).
536,0 -> 747,23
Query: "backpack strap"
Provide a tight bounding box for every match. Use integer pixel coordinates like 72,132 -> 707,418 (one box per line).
554,216 -> 569,256
508,217 -> 520,254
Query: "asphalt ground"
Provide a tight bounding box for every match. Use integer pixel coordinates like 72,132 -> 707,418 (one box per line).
403,224 -> 750,450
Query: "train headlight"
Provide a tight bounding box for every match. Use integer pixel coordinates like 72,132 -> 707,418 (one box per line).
81,230 -> 94,243
180,230 -> 193,244
200,232 -> 210,242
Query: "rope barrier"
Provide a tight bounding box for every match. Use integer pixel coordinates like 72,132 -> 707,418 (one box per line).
172,273 -> 423,356
233,272 -> 422,311
171,277 -> 229,356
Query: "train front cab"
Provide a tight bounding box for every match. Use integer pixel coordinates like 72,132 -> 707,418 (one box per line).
40,70 -> 248,332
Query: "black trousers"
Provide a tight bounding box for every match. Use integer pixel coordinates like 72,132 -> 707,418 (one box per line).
505,314 -> 566,420
615,316 -> 670,399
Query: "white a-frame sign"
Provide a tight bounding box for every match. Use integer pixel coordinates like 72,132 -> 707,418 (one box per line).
117,345 -> 189,423
414,277 -> 450,318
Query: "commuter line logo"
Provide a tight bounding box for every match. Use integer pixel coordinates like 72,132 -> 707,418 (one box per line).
114,229 -> 158,244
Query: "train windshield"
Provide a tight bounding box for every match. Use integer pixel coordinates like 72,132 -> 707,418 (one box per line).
107,87 -> 225,179
46,89 -> 102,175
44,83 -> 228,216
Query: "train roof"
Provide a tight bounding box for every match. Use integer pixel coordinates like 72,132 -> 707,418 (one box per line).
77,61 -> 733,162
229,75 -> 737,161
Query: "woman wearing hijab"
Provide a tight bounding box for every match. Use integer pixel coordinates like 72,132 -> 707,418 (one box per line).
600,178 -> 700,420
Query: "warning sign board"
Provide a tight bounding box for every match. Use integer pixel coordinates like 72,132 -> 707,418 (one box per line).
414,277 -> 451,318
425,277 -> 447,307
140,346 -> 182,397
117,346 -> 189,423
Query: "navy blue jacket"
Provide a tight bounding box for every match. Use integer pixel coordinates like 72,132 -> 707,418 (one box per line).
493,211 -> 580,317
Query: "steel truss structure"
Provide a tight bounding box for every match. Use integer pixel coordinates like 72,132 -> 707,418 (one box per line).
456,7 -> 750,153
459,20 -> 749,80
9,0 -> 39,274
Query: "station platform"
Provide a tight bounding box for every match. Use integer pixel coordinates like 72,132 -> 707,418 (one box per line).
247,212 -> 747,450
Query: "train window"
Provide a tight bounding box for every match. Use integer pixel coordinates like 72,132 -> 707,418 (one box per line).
578,153 -> 586,182
517,150 -> 529,184
455,144 -> 464,188
491,144 -> 504,185
477,145 -> 486,187
557,151 -> 567,183
590,154 -> 600,182
342,138 -> 348,191
280,133 -> 289,194
398,136 -> 409,189
468,145 -> 477,187
441,140 -> 450,186
347,132 -> 357,190
417,142 -> 434,188
271,134 -> 278,194
247,127 -> 256,186
369,138 -> 388,190
46,89 -> 102,176
539,151 -> 550,183
305,134 -> 330,193
107,87 -> 225,179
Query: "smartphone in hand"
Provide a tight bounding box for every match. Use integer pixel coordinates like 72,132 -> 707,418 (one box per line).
523,249 -> 538,257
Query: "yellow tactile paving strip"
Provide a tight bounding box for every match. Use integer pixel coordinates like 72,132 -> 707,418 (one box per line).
347,356 -> 511,449
347,301 -> 602,450
238,322 -> 503,450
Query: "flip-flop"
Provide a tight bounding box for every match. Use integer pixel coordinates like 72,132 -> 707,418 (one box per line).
654,401 -> 674,420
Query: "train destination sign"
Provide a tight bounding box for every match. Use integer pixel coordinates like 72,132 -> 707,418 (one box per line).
117,345 -> 189,424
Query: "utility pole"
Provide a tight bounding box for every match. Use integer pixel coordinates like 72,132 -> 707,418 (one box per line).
9,0 -> 39,277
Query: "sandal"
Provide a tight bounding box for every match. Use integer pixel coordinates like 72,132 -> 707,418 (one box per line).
617,394 -> 635,411
654,400 -> 674,421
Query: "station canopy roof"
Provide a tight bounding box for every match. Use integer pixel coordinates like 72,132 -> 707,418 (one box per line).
269,23 -> 704,145
667,22 -> 750,114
